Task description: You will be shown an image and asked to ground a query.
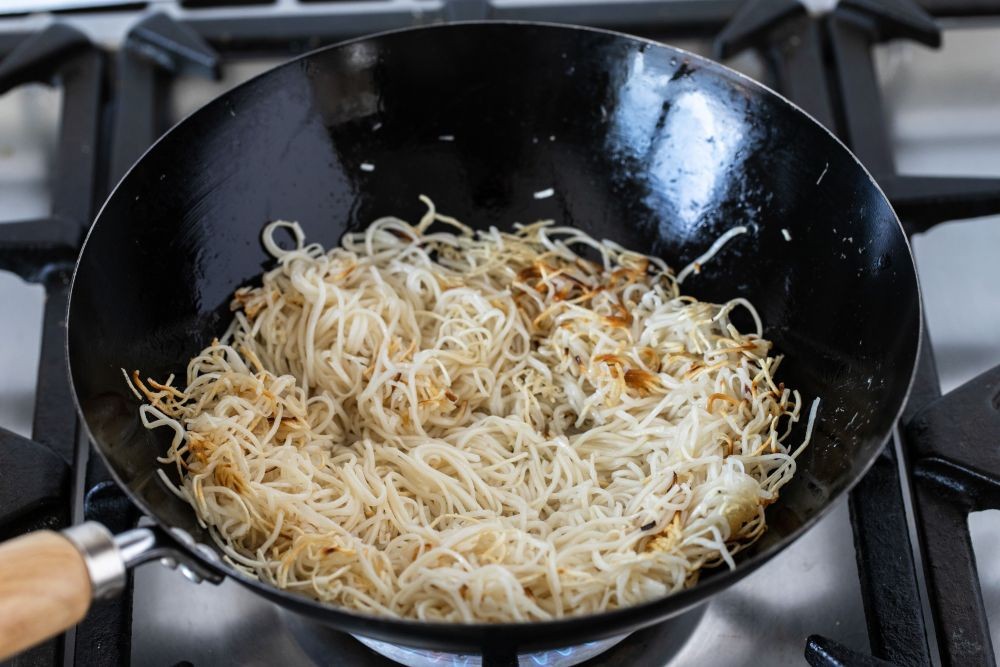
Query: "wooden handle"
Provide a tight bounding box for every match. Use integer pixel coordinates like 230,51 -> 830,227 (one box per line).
0,531 -> 92,661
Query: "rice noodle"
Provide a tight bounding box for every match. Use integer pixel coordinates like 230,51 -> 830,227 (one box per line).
676,225 -> 748,284
128,197 -> 814,622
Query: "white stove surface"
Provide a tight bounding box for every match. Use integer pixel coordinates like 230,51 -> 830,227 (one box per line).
0,6 -> 996,666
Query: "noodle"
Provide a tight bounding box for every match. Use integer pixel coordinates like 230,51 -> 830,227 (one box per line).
128,197 -> 815,622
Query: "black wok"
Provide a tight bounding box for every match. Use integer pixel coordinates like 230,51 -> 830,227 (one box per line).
0,21 -> 920,663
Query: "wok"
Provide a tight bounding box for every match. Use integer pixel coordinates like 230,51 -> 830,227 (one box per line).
0,22 -> 920,664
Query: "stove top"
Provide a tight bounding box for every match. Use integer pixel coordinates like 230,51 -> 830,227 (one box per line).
1,1 -> 999,666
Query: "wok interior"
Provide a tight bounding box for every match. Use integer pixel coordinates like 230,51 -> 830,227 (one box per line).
68,23 -> 919,641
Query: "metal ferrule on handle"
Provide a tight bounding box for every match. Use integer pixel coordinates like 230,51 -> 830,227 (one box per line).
62,522 -> 128,599
64,521 -> 222,590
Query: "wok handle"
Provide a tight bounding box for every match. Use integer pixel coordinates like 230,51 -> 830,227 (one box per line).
0,524 -> 126,662
0,531 -> 93,660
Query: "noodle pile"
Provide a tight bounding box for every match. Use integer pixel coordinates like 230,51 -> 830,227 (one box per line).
129,197 -> 817,622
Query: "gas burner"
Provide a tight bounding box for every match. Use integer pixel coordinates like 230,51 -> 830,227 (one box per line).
282,605 -> 706,667
351,634 -> 629,667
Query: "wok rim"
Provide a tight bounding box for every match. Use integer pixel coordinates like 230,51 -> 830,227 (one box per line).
65,19 -> 923,646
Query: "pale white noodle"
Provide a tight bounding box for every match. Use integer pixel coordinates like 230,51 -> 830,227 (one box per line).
676,225 -> 748,284
128,197 -> 814,622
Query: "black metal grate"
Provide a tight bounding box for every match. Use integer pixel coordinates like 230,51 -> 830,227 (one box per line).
0,23 -> 104,667
1,1 -> 1000,665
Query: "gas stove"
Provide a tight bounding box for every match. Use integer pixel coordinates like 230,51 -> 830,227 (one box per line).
0,1 -> 999,666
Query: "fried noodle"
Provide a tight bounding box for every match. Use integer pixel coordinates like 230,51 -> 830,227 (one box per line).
128,197 -> 818,622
